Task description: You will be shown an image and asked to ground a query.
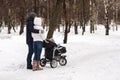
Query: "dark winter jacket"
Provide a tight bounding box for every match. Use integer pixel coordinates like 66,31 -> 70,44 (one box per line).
26,17 -> 39,44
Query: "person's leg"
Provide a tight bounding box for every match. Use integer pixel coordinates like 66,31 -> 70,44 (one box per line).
32,42 -> 38,71
36,41 -> 43,60
27,44 -> 33,69
36,41 -> 43,70
33,42 -> 37,60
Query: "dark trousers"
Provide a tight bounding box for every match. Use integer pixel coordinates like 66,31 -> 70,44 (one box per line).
27,43 -> 33,67
33,41 -> 43,61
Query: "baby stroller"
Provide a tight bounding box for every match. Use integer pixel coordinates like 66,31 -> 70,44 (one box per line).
40,39 -> 67,68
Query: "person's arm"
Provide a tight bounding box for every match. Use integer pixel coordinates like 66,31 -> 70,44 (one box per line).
27,20 -> 39,33
39,27 -> 45,40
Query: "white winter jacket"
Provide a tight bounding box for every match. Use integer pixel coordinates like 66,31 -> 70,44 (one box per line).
32,17 -> 45,41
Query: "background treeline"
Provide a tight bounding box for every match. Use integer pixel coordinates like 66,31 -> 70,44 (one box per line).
0,0 -> 120,43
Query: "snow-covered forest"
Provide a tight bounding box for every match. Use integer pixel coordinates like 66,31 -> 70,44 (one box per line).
0,0 -> 120,43
0,0 -> 120,80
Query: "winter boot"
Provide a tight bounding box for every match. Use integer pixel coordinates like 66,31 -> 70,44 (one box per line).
32,60 -> 37,71
36,61 -> 43,70
27,65 -> 32,69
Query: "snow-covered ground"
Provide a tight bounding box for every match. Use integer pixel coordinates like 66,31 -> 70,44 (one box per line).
0,25 -> 120,80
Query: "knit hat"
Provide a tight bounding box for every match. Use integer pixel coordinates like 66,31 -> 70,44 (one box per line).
28,12 -> 37,18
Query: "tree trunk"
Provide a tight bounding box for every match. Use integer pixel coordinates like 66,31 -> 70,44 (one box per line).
82,0 -> 85,35
8,9 -> 12,34
19,19 -> 24,35
63,0 -> 69,44
68,21 -> 72,33
0,20 -> 2,33
90,0 -> 94,33
82,22 -> 85,35
115,6 -> 118,31
19,8 -> 25,35
105,17 -> 109,35
104,0 -> 109,35
90,20 -> 94,33
47,0 -> 63,39
74,22 -> 78,34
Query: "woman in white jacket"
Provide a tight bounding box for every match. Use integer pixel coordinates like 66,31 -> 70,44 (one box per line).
32,17 -> 45,71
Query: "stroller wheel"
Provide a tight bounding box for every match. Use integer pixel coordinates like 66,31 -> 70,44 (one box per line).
59,58 -> 67,66
50,59 -> 58,68
40,58 -> 46,67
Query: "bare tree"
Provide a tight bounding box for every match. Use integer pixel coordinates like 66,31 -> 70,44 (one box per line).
47,0 -> 63,39
63,0 -> 68,44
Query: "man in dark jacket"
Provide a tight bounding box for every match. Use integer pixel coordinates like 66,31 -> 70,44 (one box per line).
26,12 -> 39,69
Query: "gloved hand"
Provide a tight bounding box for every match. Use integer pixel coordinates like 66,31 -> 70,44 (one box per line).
41,30 -> 44,34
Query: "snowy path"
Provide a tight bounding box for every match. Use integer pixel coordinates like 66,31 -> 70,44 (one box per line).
0,28 -> 120,80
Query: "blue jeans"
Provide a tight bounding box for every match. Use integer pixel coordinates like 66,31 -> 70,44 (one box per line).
27,43 -> 34,67
33,41 -> 43,61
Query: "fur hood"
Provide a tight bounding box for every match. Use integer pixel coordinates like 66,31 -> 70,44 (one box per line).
34,17 -> 42,26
